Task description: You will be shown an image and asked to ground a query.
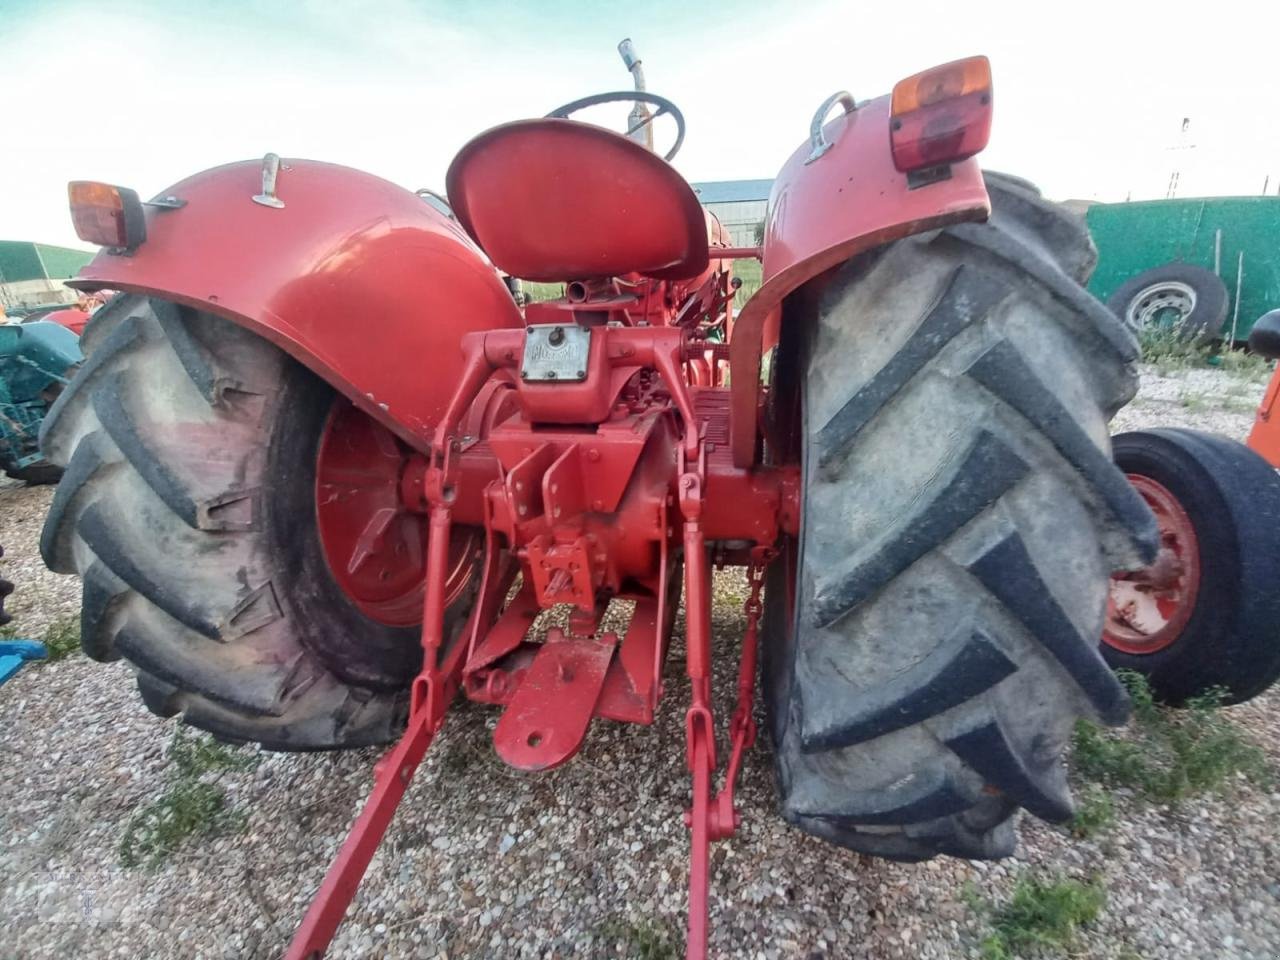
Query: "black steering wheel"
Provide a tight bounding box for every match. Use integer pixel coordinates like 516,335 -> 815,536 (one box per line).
545,91 -> 685,162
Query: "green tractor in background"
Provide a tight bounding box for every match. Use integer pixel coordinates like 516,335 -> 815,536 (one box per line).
0,320 -> 81,483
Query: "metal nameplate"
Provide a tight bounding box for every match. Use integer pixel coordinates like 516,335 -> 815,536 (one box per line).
521,324 -> 591,382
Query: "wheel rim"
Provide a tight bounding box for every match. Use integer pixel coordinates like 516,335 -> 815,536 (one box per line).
1103,474 -> 1201,655
315,399 -> 476,626
1125,280 -> 1197,331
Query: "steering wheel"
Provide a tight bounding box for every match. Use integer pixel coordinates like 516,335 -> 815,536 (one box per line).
545,91 -> 686,162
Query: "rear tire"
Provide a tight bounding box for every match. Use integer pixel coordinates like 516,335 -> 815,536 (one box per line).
39,295 -> 476,749
1103,429 -> 1280,705
763,174 -> 1158,861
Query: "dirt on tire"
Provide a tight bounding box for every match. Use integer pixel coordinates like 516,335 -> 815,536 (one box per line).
763,173 -> 1159,860
37,295 -> 475,750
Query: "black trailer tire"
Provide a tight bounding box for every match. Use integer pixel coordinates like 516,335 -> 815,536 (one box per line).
4,460 -> 62,485
38,295 -> 476,750
1102,428 -> 1280,705
762,174 -> 1158,861
1106,263 -> 1228,340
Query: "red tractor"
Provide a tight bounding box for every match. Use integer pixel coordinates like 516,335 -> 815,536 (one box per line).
36,43 -> 1279,957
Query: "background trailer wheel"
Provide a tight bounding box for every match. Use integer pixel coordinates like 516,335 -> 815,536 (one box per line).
1103,428 -> 1280,705
763,175 -> 1159,860
38,296 -> 479,749
1105,262 -> 1228,341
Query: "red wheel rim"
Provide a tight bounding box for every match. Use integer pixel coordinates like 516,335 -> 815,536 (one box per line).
1103,474 -> 1201,655
315,400 -> 475,627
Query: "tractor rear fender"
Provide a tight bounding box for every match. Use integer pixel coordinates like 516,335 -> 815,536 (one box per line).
729,94 -> 991,467
70,158 -> 523,449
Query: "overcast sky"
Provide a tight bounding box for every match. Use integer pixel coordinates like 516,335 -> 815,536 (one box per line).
4,0 -> 1279,250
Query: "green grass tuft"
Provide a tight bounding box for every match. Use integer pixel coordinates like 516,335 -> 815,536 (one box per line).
979,874 -> 1105,960
1216,346 -> 1275,382
1067,787 -> 1114,839
1072,671 -> 1270,806
119,779 -> 243,869
119,724 -> 258,869
594,915 -> 679,960
1139,325 -> 1214,372
1178,390 -> 1211,412
1139,324 -> 1275,382
41,616 -> 82,661
0,615 -> 81,660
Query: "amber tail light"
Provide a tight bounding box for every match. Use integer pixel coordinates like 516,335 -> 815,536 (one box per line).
890,56 -> 993,175
68,181 -> 147,251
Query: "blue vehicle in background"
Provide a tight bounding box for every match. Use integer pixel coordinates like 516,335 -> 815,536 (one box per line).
0,319 -> 82,484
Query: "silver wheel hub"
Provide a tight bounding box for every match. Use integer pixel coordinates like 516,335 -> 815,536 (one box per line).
1126,280 -> 1197,329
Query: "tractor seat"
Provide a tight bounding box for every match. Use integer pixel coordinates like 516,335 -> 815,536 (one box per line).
445,119 -> 710,283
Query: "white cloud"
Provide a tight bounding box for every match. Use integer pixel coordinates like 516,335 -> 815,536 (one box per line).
3,0 -> 1279,249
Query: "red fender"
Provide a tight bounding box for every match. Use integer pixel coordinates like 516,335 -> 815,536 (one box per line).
70,159 -> 522,448
1247,364 -> 1280,467
728,94 -> 991,467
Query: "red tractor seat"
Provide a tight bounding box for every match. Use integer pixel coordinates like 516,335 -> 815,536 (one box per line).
445,119 -> 710,283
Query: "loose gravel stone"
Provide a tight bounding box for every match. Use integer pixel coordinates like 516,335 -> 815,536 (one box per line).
1,363 -> 1278,958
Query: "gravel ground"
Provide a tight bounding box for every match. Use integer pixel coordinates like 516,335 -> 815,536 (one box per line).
3,362 -> 1279,959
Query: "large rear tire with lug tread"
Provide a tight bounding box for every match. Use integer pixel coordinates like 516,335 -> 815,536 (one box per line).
38,295 -> 477,750
1102,428 -> 1280,706
763,173 -> 1159,861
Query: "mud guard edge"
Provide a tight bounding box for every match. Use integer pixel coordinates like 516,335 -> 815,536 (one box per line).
70,158 -> 523,449
729,94 -> 990,468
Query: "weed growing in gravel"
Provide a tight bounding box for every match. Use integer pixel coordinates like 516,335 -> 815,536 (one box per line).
1140,326 -> 1213,373
1138,324 -> 1275,382
1067,787 -> 1114,839
1178,390 -> 1211,412
1072,671 -> 1271,805
119,723 -> 259,869
1217,346 -> 1275,382
41,617 -> 81,661
0,615 -> 81,660
977,874 -> 1105,960
594,915 -> 679,960
1225,396 -> 1263,413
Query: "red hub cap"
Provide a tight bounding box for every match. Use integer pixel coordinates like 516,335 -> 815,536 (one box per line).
1103,474 -> 1201,655
315,400 -> 475,626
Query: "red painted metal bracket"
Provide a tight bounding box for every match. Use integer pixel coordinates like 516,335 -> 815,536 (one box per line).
492,627 -> 619,770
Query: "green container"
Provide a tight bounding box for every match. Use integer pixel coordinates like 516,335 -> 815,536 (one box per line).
1085,197 -> 1280,339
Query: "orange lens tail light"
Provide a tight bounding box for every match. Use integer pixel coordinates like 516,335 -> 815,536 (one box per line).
68,181 -> 147,250
890,56 -> 993,175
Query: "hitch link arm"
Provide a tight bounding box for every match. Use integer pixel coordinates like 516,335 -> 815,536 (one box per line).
679,439 -> 714,960
679,432 -> 770,960
284,499 -> 458,960
285,344 -> 497,959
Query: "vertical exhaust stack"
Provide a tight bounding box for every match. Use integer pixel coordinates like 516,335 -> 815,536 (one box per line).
618,38 -> 654,152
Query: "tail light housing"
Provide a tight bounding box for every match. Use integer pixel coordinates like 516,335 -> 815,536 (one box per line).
890,56 -> 993,175
68,181 -> 147,251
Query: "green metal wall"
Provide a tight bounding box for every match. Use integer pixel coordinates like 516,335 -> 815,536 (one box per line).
0,241 -> 93,283
1085,197 -> 1280,339
35,243 -> 94,279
